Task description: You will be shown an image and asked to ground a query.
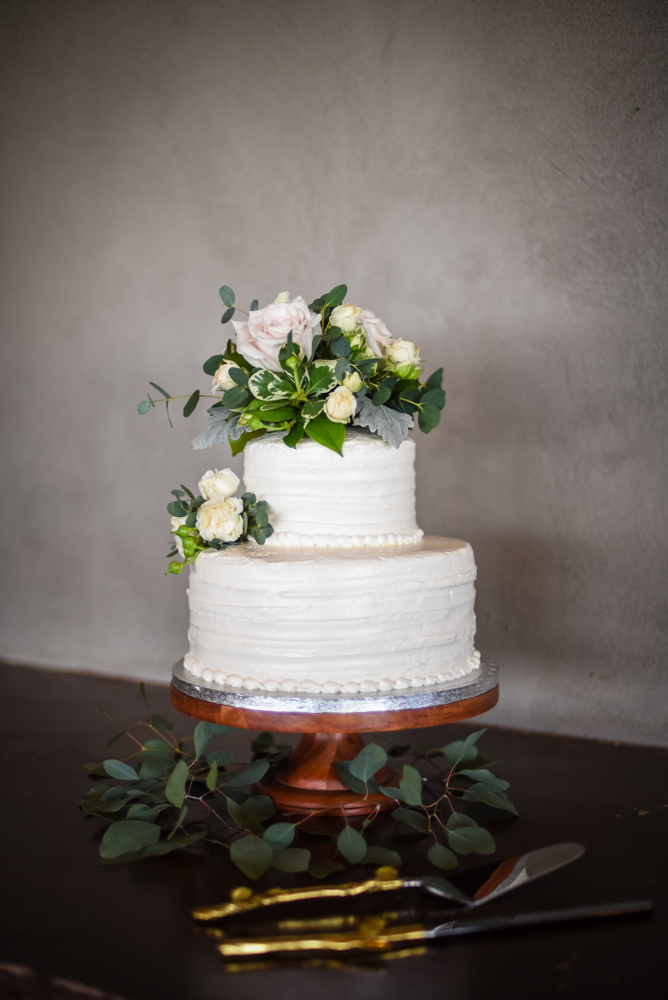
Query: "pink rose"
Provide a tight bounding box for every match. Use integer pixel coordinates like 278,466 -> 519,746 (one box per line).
232,296 -> 321,373
359,308 -> 394,357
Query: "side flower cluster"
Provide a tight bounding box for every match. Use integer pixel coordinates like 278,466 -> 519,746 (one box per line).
138,282 -> 446,455
165,468 -> 272,575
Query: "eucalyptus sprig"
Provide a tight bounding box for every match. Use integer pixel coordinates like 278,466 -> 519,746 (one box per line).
81,685 -> 517,879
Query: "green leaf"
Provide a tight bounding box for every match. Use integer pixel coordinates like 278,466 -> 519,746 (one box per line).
226,797 -> 265,836
458,768 -> 509,790
182,389 -> 200,418
418,402 -> 441,433
149,382 -> 170,399
302,399 -> 324,419
391,807 -> 430,834
150,713 -> 174,731
445,811 -> 479,831
206,761 -> 218,792
127,802 -> 162,822
206,750 -> 233,768
362,846 -> 402,867
428,842 -> 458,870
143,830 -> 206,858
165,760 -> 189,808
203,354 -> 225,376
103,760 -> 139,781
335,761 -> 376,796
248,370 -> 294,401
99,820 -> 161,859
230,428 -> 266,456
349,743 -> 387,783
219,759 -> 270,787
138,754 -> 174,779
242,795 -> 275,823
378,785 -> 405,802
308,861 -> 345,879
424,368 -> 443,391
221,386 -> 251,409
420,387 -> 446,409
229,367 -> 249,387
221,307 -> 235,323
230,835 -> 273,879
167,803 -> 188,839
337,825 -> 366,864
263,823 -> 295,850
282,420 -> 305,448
447,824 -> 496,855
193,721 -> 236,759
137,400 -> 151,414
372,385 -> 392,407
463,783 -> 519,815
304,412 -> 346,455
443,730 -> 486,766
271,848 -> 311,872
306,364 -> 337,396
219,285 -> 235,307
251,731 -> 273,754
256,405 -> 297,422
167,500 -> 189,517
399,764 -> 423,806
250,298 -> 258,311
329,336 -> 351,358
325,284 -> 347,308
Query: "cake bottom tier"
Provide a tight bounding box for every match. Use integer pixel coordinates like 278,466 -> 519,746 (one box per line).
183,535 -> 478,695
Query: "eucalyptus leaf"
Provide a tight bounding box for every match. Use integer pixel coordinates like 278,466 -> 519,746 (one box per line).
230,835 -> 273,879
150,714 -> 174,732
329,336 -> 351,358
127,803 -> 162,822
206,750 -> 233,768
424,367 -> 443,391
349,743 -> 387,783
391,807 -> 430,834
337,825 -> 367,864
222,386 -> 251,409
378,785 -> 405,802
449,729 -> 486,768
165,759 -> 189,808
463,783 -> 519,815
325,284 -> 347,308
263,822 -> 295,850
420,387 -> 446,409
418,403 -> 441,433
250,298 -> 259,311
446,824 -> 496,855
103,760 -> 139,781
203,354 -> 225,376
149,382 -> 171,399
143,830 -> 206,858
362,846 -> 402,867
219,285 -> 235,307
335,761 -> 375,796
183,390 -> 200,418
219,759 -> 270,787
225,797 -> 265,836
356,396 -> 413,448
137,400 -> 151,414
221,306 -> 235,323
458,768 -> 509,790
206,761 -> 218,792
194,721 -> 237,759
428,842 -> 458,870
138,754 -> 174,779
99,820 -> 160,859
308,860 -> 344,879
271,848 -> 311,872
445,811 -> 479,831
399,764 -> 423,806
242,795 -> 276,823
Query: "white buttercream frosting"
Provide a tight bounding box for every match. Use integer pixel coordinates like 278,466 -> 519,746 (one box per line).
184,536 -> 478,692
243,427 -> 423,548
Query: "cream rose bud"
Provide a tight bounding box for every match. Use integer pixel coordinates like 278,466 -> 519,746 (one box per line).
324,385 -> 356,424
212,361 -> 242,395
343,371 -> 363,392
170,515 -> 187,557
385,339 -> 421,367
330,303 -> 362,333
196,496 -> 244,543
198,468 -> 240,501
274,291 -> 290,303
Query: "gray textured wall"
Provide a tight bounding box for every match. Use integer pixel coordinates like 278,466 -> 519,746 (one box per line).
1,0 -> 666,745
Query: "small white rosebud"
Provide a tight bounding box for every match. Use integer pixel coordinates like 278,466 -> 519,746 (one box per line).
274,291 -> 291,303
384,339 -> 421,367
343,371 -> 363,392
170,515 -> 187,557
196,496 -> 245,543
330,303 -> 362,333
212,361 -> 243,395
324,385 -> 356,424
198,468 -> 240,501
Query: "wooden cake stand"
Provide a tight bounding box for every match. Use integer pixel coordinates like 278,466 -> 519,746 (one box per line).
171,659 -> 498,816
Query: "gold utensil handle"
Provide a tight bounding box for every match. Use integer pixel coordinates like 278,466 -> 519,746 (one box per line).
193,867 -> 404,921
217,924 -> 427,957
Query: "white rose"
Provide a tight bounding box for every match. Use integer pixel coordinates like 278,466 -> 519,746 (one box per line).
274,291 -> 290,303
330,303 -> 362,333
343,371 -> 363,392
196,496 -> 245,543
384,339 -> 421,368
170,515 -> 187,557
232,296 -> 321,373
212,361 -> 243,395
359,308 -> 394,357
198,468 -> 240,500
324,385 -> 356,424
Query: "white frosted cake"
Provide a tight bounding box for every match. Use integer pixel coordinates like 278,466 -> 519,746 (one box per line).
183,428 -> 480,694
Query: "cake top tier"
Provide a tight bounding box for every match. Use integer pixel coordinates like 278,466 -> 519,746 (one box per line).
243,427 -> 422,548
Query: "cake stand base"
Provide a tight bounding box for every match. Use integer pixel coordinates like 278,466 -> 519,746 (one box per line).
171,659 -> 498,816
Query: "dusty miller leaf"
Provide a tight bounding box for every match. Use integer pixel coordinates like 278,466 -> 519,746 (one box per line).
356,396 -> 413,448
191,406 -> 242,450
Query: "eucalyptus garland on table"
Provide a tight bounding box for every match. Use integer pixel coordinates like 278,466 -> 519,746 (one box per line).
165,468 -> 273,576
81,685 -> 517,879
137,284 -> 446,455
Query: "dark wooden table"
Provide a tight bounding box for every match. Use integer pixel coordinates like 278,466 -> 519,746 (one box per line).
1,663 -> 666,999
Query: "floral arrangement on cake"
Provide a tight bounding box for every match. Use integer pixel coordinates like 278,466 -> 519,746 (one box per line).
165,468 -> 273,576
138,284 -> 446,455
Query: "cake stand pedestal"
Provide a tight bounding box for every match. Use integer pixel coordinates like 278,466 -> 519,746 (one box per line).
171,659 -> 498,816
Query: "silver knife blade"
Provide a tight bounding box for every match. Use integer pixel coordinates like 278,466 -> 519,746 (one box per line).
427,899 -> 654,938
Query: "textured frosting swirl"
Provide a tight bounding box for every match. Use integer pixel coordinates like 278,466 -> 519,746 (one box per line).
243,427 -> 422,548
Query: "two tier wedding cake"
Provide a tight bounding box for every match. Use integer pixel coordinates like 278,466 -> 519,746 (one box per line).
139,284 -> 479,696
